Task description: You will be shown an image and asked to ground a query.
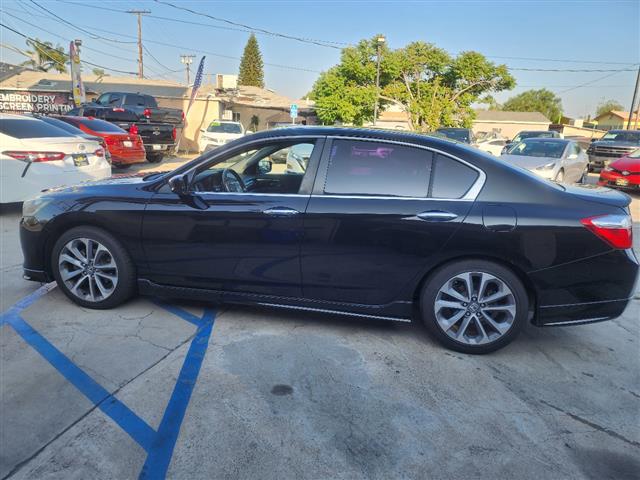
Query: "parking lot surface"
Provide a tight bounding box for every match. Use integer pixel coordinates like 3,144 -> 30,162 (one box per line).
1,165 -> 639,479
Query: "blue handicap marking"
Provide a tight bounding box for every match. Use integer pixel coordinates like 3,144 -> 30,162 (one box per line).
0,284 -> 217,480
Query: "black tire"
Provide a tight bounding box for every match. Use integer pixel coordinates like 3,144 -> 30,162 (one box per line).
51,226 -> 136,309
113,163 -> 131,170
147,154 -> 163,163
420,259 -> 528,354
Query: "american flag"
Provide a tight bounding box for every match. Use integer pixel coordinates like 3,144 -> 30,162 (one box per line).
186,56 -> 206,115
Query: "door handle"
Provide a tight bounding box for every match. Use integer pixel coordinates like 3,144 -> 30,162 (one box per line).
416,210 -> 458,222
263,207 -> 300,217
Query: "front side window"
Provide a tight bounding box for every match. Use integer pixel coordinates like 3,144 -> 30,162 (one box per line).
193,141 -> 316,194
324,140 -> 433,197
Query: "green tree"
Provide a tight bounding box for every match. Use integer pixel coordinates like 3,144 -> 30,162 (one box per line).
596,99 -> 624,116
238,34 -> 264,88
309,37 -> 515,130
502,88 -> 562,123
21,38 -> 68,73
92,68 -> 108,82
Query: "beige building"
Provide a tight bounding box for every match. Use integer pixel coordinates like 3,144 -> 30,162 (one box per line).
472,110 -> 551,139
592,111 -> 640,130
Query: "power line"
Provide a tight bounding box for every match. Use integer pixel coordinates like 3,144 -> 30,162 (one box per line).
28,0 -> 137,45
558,71 -> 626,94
509,67 -> 636,73
0,23 -> 138,75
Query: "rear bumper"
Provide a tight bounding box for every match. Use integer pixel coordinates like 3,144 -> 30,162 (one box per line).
111,151 -> 147,166
588,154 -> 619,169
144,143 -> 175,154
537,297 -> 634,326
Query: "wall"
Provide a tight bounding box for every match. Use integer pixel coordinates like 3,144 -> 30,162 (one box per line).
594,114 -> 625,130
472,121 -> 550,139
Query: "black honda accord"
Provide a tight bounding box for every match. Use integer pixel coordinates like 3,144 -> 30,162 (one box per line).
20,127 -> 638,353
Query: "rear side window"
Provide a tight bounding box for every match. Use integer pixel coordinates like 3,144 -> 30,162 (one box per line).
0,118 -> 75,138
144,95 -> 157,107
324,140 -> 433,197
124,94 -> 145,106
431,154 -> 479,199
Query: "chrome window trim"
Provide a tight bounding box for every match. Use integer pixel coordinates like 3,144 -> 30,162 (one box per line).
189,133 -> 486,201
323,136 -> 487,201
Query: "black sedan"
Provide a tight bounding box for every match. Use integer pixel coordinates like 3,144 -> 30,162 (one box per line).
20,127 -> 638,353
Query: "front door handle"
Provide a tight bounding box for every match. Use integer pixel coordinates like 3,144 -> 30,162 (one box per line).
263,207 -> 300,217
416,210 -> 458,222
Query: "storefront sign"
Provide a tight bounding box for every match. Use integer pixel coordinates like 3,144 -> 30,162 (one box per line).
0,91 -> 73,114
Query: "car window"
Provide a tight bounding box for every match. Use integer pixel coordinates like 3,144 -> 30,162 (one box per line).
124,94 -> 145,106
144,95 -> 157,107
601,131 -> 640,143
324,140 -> 433,197
40,117 -> 86,136
74,118 -> 126,133
95,94 -> 109,105
0,118 -> 76,138
431,154 -> 479,199
508,140 -> 567,159
436,128 -> 470,143
206,122 -> 243,134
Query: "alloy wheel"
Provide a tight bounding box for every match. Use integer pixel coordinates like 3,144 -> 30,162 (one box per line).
434,271 -> 516,345
58,238 -> 118,302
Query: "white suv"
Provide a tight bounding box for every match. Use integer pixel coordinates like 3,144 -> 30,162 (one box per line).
198,121 -> 247,153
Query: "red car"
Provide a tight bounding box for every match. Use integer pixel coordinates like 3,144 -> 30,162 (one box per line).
55,116 -> 146,168
598,148 -> 640,191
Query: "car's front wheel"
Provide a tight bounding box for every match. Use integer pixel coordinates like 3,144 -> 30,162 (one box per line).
52,226 -> 136,309
420,260 -> 528,354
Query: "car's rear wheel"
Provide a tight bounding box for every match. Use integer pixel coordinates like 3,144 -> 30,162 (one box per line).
147,154 -> 163,163
52,226 -> 136,309
420,260 -> 528,354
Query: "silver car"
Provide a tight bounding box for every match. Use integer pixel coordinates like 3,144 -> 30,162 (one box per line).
500,138 -> 589,183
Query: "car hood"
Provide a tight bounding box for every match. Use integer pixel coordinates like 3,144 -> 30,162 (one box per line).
610,155 -> 640,171
500,154 -> 557,170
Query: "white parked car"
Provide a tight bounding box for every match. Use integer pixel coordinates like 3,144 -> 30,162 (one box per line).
0,114 -> 111,203
500,138 -> 588,183
476,138 -> 507,156
198,120 -> 247,153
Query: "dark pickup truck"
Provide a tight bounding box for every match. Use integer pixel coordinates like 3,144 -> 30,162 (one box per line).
67,105 -> 176,163
587,129 -> 640,171
91,92 -> 184,126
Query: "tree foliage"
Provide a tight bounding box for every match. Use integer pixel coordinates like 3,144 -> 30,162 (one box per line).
501,88 -> 562,122
21,39 -> 67,73
309,37 -> 515,130
238,34 -> 264,88
595,99 -> 624,117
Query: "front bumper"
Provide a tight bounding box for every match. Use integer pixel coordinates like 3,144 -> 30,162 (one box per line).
588,154 -> 617,169
598,170 -> 640,190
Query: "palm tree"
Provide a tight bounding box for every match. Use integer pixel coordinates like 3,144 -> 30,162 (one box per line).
21,39 -> 68,73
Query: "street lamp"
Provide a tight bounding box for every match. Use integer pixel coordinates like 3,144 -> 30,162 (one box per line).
373,35 -> 386,126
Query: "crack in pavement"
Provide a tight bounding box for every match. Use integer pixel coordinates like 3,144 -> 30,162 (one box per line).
538,399 -> 640,449
2,327 -> 200,480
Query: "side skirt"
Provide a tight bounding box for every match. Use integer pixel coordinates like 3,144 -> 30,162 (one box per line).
137,279 -> 413,322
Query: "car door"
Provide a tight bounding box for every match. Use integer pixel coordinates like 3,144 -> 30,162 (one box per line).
301,137 -> 482,306
563,142 -> 582,182
141,136 -> 325,298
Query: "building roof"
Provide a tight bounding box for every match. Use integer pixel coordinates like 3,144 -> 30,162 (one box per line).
474,110 -> 551,123
218,85 -> 314,111
0,70 -> 187,97
594,110 -> 639,122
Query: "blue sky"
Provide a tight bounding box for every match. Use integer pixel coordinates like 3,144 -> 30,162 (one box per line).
1,0 -> 639,118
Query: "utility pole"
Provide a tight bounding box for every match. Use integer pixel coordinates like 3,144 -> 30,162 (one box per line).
128,9 -> 150,78
626,64 -> 640,130
180,54 -> 195,85
372,35 -> 386,126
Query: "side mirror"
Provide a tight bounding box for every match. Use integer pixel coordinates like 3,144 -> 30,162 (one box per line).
168,174 -> 190,195
258,158 -> 272,174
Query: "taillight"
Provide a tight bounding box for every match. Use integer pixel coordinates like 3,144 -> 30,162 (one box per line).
143,108 -> 152,118
3,151 -> 65,162
105,137 -> 117,146
181,111 -> 185,121
113,107 -> 125,112
172,127 -> 177,141
581,214 -> 633,249
129,124 -> 139,135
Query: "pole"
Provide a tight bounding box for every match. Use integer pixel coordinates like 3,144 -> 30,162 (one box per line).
128,10 -> 150,79
372,35 -> 385,126
626,65 -> 640,130
180,54 -> 195,86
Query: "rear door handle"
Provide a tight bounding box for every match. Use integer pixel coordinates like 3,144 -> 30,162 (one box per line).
416,210 -> 458,222
263,207 -> 300,217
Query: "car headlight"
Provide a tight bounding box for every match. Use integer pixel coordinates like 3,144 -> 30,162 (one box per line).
22,197 -> 46,217
603,166 -> 613,172
535,162 -> 556,170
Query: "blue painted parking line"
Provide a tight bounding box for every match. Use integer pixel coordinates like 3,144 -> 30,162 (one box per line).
0,285 -> 217,479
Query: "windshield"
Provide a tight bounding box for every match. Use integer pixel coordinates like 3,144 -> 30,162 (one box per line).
507,139 -> 567,158
206,122 -> 243,134
436,128 -> 470,142
513,131 -> 555,143
601,131 -> 640,143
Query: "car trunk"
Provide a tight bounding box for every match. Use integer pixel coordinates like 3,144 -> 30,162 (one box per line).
564,184 -> 631,210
